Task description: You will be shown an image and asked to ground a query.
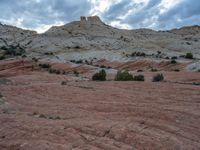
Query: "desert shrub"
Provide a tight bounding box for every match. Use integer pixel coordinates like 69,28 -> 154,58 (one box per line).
171,59 -> 177,64
198,69 -> 200,72
22,54 -> 27,58
0,55 -> 6,60
115,70 -> 134,81
179,55 -> 185,58
61,81 -> 67,85
39,114 -> 46,118
44,52 -> 53,55
165,57 -> 169,59
152,73 -> 164,82
1,44 -> 25,57
100,65 -> 106,68
75,45 -> 80,49
171,56 -> 177,59
39,63 -> 50,69
0,46 -> 8,50
186,42 -> 192,45
49,68 -> 56,74
151,68 -> 158,72
70,60 -> 76,63
185,53 -> 193,59
56,70 -> 61,74
54,116 -> 61,120
85,60 -> 89,65
137,69 -> 143,72
157,51 -> 161,54
133,75 -> 145,81
70,59 -> 83,64
76,59 -> 83,64
49,68 -> 60,74
92,69 -> 106,81
173,69 -> 180,72
32,57 -> 38,62
131,52 -> 146,57
62,71 -> 66,75
73,70 -> 79,76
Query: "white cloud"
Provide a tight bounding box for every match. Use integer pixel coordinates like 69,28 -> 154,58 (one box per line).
28,21 -> 65,33
159,0 -> 183,14
89,0 -> 120,16
110,20 -> 132,29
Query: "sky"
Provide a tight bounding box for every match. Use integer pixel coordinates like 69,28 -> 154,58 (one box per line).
0,0 -> 200,33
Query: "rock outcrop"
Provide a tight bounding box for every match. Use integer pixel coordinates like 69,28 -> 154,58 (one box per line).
0,16 -> 200,60
79,16 -> 104,27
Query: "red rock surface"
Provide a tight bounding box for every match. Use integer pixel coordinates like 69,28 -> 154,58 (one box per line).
0,59 -> 200,150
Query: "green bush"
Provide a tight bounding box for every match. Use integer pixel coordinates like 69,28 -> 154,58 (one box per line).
61,81 -> 67,85
76,59 -> 83,64
152,73 -> 164,82
131,52 -> 146,57
70,59 -> 83,64
115,70 -> 134,81
171,59 -> 177,64
151,68 -> 158,72
100,65 -> 106,68
185,53 -> 193,59
173,69 -> 180,72
0,55 -> 6,60
171,56 -> 177,59
39,63 -> 50,69
92,69 -> 106,81
137,70 -> 143,72
73,70 -> 79,76
134,75 -> 145,81
32,57 -> 38,62
49,68 -> 60,74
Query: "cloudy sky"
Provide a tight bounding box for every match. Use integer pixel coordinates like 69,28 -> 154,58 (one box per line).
0,0 -> 199,33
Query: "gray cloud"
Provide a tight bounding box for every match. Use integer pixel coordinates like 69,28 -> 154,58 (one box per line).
158,0 -> 200,29
0,0 -> 91,29
102,0 -> 200,30
103,0 -> 135,21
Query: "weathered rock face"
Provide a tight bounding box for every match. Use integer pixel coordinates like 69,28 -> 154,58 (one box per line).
171,25 -> 200,35
79,16 -> 104,28
0,58 -> 200,150
0,16 -> 200,60
80,16 -> 102,24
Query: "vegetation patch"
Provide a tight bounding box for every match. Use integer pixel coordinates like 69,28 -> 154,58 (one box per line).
171,56 -> 178,59
137,70 -> 143,72
131,52 -> 146,57
152,73 -> 164,82
185,53 -> 193,59
70,59 -> 83,64
39,63 -> 50,69
115,70 -> 134,81
49,68 -> 61,74
173,69 -> 180,72
171,59 -> 177,64
73,70 -> 79,76
151,68 -> 158,72
133,75 -> 145,81
92,69 -> 106,81
61,81 -> 67,85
